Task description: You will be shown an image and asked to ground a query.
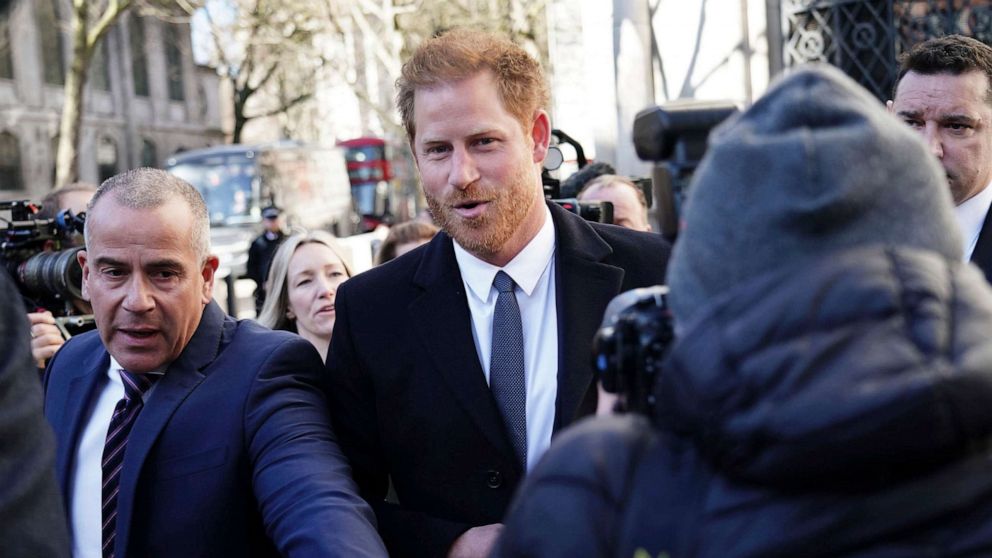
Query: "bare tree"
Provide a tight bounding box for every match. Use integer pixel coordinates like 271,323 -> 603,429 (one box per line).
196,0 -> 322,143
53,1 -> 133,188
314,0 -> 549,137
195,0 -> 550,145
53,0 -> 190,189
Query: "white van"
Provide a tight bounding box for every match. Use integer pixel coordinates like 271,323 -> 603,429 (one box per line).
165,142 -> 355,314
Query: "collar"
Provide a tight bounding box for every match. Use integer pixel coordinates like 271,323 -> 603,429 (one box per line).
954,180 -> 992,260
107,356 -> 166,381
453,204 -> 556,303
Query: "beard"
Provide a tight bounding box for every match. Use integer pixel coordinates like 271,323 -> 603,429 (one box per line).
426,164 -> 539,260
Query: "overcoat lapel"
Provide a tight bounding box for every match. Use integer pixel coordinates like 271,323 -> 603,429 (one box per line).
549,204 -> 624,430
409,234 -> 515,460
970,207 -> 992,283
114,302 -> 224,557
53,348 -> 109,498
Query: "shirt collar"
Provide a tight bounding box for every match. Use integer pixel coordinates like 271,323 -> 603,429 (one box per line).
107,355 -> 167,381
453,204 -> 556,303
954,180 -> 992,260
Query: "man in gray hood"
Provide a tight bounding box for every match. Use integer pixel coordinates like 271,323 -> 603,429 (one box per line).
493,64 -> 992,557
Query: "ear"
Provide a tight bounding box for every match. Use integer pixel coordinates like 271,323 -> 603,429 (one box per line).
530,109 -> 551,164
201,255 -> 220,305
286,309 -> 296,320
78,249 -> 91,301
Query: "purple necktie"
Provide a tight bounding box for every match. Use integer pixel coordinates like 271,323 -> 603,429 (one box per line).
101,369 -> 157,558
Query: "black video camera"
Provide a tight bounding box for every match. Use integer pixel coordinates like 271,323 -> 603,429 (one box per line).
542,129 -> 614,224
590,103 -> 737,415
633,101 -> 738,241
1,200 -> 95,337
593,286 -> 674,415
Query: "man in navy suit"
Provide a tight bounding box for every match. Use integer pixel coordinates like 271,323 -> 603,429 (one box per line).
325,29 -> 670,558
888,35 -> 992,281
44,168 -> 386,557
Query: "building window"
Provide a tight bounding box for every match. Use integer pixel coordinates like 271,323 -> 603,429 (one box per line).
97,136 -> 118,182
129,16 -> 149,97
0,15 -> 13,80
141,139 -> 157,167
164,24 -> 185,101
90,41 -> 111,91
0,132 -> 22,191
36,0 -> 65,86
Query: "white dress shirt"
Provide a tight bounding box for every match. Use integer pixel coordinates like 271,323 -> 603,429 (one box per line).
954,181 -> 992,261
453,205 -> 558,472
71,357 -> 162,558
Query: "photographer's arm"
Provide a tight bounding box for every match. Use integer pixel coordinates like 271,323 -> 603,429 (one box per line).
27,311 -> 65,370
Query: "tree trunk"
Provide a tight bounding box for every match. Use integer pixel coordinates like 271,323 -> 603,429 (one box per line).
54,4 -> 93,189
232,110 -> 247,144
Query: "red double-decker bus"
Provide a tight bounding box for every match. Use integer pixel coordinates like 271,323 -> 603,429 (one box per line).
338,137 -> 394,229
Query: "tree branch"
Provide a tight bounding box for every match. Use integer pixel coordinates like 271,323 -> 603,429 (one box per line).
85,0 -> 133,48
245,92 -> 312,120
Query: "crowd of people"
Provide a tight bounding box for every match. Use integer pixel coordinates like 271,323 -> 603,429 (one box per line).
7,23 -> 992,558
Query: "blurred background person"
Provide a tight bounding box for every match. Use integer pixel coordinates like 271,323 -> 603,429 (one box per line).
246,205 -> 287,314
559,161 -> 615,196
495,65 -> 992,557
36,182 -> 96,221
27,182 -> 96,370
0,270 -> 70,557
374,220 -> 439,265
257,230 -> 353,361
577,174 -> 652,232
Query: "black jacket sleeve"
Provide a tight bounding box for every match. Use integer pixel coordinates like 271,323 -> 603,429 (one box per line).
492,416 -> 657,558
0,272 -> 70,558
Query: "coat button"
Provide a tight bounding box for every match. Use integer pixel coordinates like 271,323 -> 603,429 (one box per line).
486,470 -> 503,489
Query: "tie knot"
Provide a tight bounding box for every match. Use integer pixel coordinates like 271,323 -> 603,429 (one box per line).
493,271 -> 516,293
118,369 -> 158,402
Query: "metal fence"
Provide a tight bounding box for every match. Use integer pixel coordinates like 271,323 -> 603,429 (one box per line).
784,0 -> 992,100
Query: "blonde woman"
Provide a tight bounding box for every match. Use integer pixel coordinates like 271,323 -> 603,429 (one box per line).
257,230 -> 353,361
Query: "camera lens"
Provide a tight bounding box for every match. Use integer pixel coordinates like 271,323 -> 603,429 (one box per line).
18,247 -> 84,301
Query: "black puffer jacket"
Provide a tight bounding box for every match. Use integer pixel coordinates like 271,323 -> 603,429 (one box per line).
495,246 -> 992,558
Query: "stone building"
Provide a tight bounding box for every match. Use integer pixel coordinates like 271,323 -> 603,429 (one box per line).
0,1 -> 223,201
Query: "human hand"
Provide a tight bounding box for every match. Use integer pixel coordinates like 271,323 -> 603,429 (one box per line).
447,523 -> 504,558
28,311 -> 65,368
596,382 -> 620,416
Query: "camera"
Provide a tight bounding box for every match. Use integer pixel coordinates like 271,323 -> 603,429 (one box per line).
633,100 -> 738,241
592,102 -> 737,414
542,129 -> 614,223
593,286 -> 674,415
1,200 -> 95,336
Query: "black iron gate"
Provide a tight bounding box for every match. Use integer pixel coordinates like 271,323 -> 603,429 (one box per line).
784,0 -> 992,100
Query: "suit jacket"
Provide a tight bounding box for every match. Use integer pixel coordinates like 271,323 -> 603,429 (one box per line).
0,272 -> 69,558
325,202 -> 671,557
44,301 -> 387,558
971,206 -> 992,282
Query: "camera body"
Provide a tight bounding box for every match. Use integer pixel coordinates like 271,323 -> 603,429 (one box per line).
542,129 -> 616,224
1,200 -> 94,335
593,286 -> 674,415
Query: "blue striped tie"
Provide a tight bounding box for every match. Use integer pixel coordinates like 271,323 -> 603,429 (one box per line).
490,271 -> 527,468
102,369 -> 157,558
